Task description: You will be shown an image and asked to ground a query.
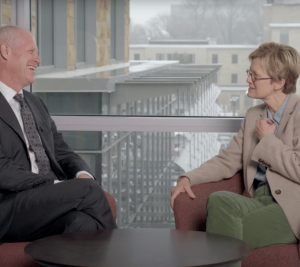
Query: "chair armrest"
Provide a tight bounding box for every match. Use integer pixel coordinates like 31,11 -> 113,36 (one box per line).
173,171 -> 243,231
104,191 -> 117,221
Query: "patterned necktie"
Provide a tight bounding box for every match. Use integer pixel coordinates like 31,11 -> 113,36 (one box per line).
14,94 -> 51,175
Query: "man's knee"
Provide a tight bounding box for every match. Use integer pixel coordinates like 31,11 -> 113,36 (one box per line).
81,179 -> 106,199
59,211 -> 98,233
73,179 -> 109,209
68,179 -> 104,198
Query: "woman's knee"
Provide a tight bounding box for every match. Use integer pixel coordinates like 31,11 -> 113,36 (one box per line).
208,191 -> 234,205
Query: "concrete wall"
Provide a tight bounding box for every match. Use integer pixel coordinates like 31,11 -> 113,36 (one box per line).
207,48 -> 253,86
1,0 -> 11,26
264,4 -> 300,25
96,0 -> 111,67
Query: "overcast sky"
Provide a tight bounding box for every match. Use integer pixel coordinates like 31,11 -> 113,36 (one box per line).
130,0 -> 182,25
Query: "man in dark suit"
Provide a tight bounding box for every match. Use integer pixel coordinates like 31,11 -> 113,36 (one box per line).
0,26 -> 117,242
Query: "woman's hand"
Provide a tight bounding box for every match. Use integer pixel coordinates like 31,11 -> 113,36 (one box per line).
170,177 -> 195,210
256,118 -> 276,140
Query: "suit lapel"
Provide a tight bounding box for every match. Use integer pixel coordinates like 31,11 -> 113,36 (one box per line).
276,94 -> 298,139
24,94 -> 51,153
23,93 -> 67,180
0,92 -> 26,144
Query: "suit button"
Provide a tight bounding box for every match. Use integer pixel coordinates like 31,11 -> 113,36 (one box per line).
275,190 -> 281,195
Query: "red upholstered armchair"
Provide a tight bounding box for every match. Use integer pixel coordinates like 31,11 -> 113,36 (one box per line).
173,172 -> 300,267
0,191 -> 117,267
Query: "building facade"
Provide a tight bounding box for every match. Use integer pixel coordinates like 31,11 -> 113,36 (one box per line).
130,2 -> 300,117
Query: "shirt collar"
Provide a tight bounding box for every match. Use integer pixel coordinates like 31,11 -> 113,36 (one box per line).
267,94 -> 290,125
0,81 -> 23,103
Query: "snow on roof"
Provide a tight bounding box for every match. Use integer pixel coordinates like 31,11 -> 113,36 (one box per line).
221,87 -> 248,91
269,23 -> 300,28
130,44 -> 258,49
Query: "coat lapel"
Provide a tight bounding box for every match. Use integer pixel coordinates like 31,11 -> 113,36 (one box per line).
276,94 -> 299,139
251,107 -> 267,158
245,94 -> 299,194
0,92 -> 26,144
246,106 -> 267,194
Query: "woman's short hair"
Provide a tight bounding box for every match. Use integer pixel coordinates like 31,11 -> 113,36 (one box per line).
248,42 -> 300,94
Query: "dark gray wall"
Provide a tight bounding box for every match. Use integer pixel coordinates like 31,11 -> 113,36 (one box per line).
53,0 -> 68,69
85,0 -> 97,65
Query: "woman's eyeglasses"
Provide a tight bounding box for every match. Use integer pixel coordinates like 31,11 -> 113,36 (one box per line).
246,69 -> 272,82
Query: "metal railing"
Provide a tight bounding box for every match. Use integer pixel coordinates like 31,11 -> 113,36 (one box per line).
49,64 -> 243,228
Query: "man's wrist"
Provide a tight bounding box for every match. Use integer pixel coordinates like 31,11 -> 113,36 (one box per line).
76,171 -> 94,179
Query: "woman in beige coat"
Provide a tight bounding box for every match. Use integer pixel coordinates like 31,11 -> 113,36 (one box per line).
171,42 -> 300,266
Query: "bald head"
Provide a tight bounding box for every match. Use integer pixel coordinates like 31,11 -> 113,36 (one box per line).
0,26 -> 29,50
0,26 -> 40,92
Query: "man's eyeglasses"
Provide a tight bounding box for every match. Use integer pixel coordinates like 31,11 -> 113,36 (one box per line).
246,69 -> 272,82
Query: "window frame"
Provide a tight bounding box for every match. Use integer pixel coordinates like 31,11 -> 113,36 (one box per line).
231,74 -> 238,84
232,54 -> 238,64
134,53 -> 140,60
52,116 -> 243,133
156,53 -> 165,60
75,0 -> 86,66
212,54 -> 218,64
280,31 -> 289,45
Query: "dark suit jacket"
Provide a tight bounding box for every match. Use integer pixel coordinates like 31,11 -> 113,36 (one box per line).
0,90 -> 93,239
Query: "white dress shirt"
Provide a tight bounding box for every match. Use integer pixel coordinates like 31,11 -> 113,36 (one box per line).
0,82 -> 93,183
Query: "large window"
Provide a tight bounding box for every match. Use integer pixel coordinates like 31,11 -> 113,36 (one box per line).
76,0 -> 85,64
129,0 -> 300,117
4,0 -> 299,229
37,0 -> 54,67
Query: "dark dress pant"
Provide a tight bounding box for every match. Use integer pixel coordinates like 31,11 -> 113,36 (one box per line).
1,179 -> 117,242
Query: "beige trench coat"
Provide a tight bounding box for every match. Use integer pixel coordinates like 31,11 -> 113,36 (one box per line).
182,93 -> 300,243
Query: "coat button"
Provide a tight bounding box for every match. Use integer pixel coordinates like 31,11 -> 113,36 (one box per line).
275,190 -> 281,195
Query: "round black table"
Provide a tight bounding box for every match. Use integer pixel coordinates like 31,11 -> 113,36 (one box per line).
25,229 -> 251,267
